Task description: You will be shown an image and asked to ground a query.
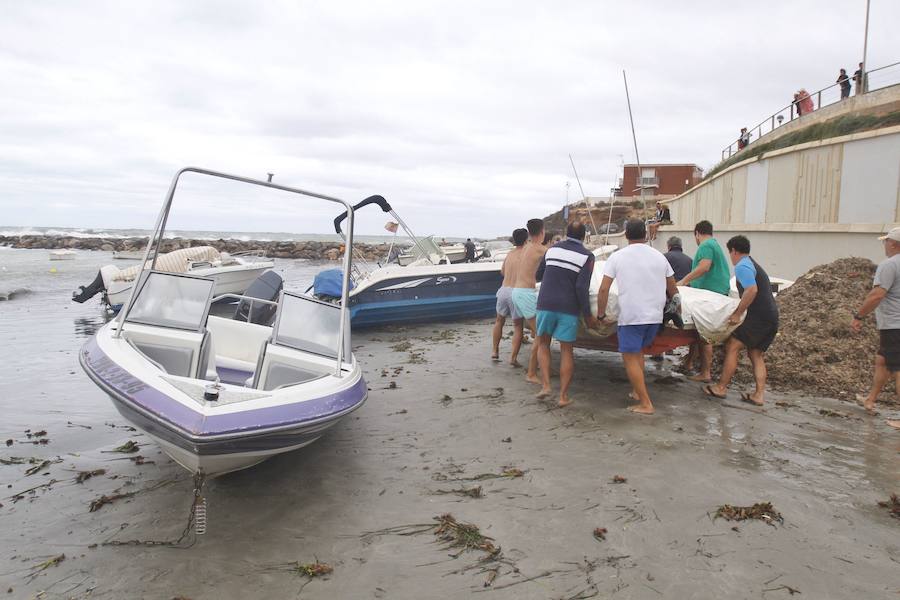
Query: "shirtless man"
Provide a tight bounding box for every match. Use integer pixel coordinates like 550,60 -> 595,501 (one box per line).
492,228 -> 528,365
512,218 -> 549,385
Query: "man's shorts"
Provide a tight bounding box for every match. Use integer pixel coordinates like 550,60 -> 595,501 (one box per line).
536,310 -> 579,343
495,286 -> 520,319
733,318 -> 779,352
617,324 -> 660,354
511,288 -> 538,320
878,329 -> 900,372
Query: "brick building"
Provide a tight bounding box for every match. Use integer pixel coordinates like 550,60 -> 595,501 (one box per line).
617,164 -> 703,197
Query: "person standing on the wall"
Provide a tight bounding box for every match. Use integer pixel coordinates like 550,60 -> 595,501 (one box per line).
737,127 -> 750,150
837,68 -> 851,99
853,62 -> 865,95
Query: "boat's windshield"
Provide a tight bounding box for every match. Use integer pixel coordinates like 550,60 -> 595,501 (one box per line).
402,235 -> 445,263
125,271 -> 214,331
273,292 -> 349,360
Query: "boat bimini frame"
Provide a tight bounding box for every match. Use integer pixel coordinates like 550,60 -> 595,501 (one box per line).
114,167 -> 356,377
333,195 -> 449,276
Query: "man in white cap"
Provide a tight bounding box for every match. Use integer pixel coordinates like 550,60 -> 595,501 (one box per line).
852,227 -> 900,428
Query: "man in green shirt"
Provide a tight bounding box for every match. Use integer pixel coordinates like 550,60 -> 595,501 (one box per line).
676,220 -> 731,381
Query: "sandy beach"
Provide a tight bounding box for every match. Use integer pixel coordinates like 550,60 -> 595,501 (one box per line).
1,249 -> 899,599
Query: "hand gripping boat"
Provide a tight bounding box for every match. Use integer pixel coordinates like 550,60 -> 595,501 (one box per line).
79,168 -> 367,477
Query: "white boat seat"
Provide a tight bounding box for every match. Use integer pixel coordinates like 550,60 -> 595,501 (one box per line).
123,322 -> 204,378
129,340 -> 194,377
253,342 -> 329,391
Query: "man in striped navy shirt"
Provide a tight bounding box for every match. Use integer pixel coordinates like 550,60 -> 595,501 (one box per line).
534,221 -> 598,407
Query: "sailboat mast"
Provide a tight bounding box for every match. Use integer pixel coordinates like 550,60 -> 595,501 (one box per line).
568,154 -> 599,235
622,70 -> 650,237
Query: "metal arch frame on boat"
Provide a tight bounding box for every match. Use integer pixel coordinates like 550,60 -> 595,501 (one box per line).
112,166 -> 357,377
332,194 -> 440,269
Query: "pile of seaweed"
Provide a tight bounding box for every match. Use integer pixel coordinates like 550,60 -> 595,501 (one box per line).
717,257 -> 894,403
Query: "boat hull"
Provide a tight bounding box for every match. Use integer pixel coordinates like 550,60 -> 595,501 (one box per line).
80,334 -> 367,477
349,265 -> 503,327
573,326 -> 699,353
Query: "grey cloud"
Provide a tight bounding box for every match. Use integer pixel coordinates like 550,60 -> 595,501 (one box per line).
1,0 -> 898,238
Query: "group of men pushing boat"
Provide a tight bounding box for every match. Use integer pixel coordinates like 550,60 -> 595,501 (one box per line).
492,215 -> 900,427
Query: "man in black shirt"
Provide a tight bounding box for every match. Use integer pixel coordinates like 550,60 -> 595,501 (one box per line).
837,68 -> 851,99
853,62 -> 865,95
464,238 -> 477,262
704,235 -> 779,406
663,236 -> 692,282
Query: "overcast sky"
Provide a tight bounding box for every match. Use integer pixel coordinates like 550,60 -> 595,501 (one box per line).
1,0 -> 898,237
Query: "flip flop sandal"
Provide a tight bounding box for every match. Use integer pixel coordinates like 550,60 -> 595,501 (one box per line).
740,392 -> 763,406
703,385 -> 727,400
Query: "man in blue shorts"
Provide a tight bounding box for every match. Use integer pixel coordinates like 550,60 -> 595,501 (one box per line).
513,218 -> 549,385
597,219 -> 678,415
534,221 -> 598,407
492,228 -> 528,365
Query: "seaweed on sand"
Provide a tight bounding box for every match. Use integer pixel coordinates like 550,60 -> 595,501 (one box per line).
24,460 -> 53,476
25,554 -> 65,582
877,494 -> 900,519
104,440 -> 140,453
294,561 -> 333,578
714,502 -> 783,525
434,513 -> 498,557
433,485 -> 484,499
467,467 -> 525,481
75,469 -> 106,483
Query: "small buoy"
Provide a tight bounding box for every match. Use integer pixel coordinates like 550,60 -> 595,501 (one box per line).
49,267 -> 57,274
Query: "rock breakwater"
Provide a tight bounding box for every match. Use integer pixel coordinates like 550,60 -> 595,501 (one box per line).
0,235 -> 392,261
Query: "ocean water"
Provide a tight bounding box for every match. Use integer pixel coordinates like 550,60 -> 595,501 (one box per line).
0,225 -> 464,245
0,248 -> 330,430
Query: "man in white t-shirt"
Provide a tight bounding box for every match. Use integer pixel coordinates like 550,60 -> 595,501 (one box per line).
596,219 -> 679,415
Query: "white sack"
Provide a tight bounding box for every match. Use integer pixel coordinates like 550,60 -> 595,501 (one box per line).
585,260 -> 743,343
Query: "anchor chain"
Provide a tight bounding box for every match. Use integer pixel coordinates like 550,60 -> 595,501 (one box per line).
102,471 -> 207,548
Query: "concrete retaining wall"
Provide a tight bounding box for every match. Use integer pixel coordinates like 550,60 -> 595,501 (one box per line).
648,226 -> 885,280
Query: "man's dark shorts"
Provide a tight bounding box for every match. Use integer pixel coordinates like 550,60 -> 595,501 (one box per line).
733,318 -> 778,352
877,329 -> 900,372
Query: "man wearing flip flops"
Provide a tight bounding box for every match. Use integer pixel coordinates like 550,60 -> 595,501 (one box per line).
703,235 -> 779,406
852,227 -> 900,429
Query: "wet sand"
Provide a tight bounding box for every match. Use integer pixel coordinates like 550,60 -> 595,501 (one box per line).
1,250 -> 899,598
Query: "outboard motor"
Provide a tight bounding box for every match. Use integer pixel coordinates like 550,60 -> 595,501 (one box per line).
72,271 -> 106,303
234,271 -> 282,326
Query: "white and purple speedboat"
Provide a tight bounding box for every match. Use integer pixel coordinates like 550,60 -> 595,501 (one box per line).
79,167 -> 367,476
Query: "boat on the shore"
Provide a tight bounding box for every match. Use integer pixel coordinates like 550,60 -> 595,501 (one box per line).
78,167 -> 367,476
483,240 -> 513,262
49,249 -> 76,260
112,250 -> 144,260
396,237 -> 485,266
322,196 -> 503,327
73,246 -> 274,311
